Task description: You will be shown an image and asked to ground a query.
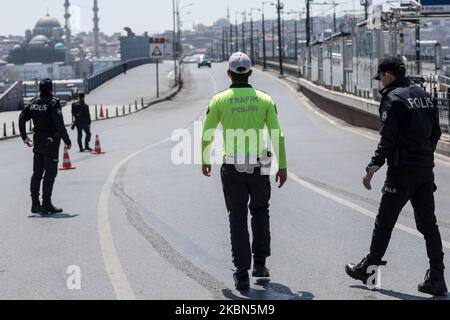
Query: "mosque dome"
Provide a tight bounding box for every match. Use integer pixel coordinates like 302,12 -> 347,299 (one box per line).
54,42 -> 65,50
29,35 -> 50,45
35,14 -> 62,29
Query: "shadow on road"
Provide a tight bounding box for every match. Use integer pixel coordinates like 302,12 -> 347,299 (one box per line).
28,213 -> 80,219
222,279 -> 315,300
350,285 -> 449,300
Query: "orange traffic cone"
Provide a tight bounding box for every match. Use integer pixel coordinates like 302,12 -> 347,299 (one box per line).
59,146 -> 77,170
99,105 -> 104,118
91,135 -> 105,155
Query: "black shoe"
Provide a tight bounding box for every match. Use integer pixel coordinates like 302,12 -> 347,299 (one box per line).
233,270 -> 250,291
85,147 -> 93,152
345,255 -> 386,285
79,149 -> 85,153
31,204 -> 42,214
418,268 -> 448,296
252,264 -> 270,278
41,203 -> 63,214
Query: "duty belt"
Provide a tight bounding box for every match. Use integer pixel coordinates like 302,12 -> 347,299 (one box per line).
223,152 -> 272,174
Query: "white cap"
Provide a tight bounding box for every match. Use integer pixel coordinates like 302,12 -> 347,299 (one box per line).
228,52 -> 252,74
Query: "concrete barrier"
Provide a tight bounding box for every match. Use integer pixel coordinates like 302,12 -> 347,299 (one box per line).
297,78 -> 380,130
297,77 -> 450,156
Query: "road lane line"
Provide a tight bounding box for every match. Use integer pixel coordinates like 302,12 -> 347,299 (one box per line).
288,170 -> 450,250
258,68 -> 450,168
98,68 -> 216,299
98,137 -> 171,300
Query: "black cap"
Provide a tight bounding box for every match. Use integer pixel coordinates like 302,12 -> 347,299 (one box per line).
39,78 -> 53,93
372,56 -> 406,80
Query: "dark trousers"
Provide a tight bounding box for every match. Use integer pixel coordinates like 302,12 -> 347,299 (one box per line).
31,140 -> 60,205
369,167 -> 445,270
221,164 -> 271,271
76,123 -> 91,150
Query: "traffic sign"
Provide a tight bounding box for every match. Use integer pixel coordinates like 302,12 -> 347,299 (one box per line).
149,37 -> 166,59
421,0 -> 450,14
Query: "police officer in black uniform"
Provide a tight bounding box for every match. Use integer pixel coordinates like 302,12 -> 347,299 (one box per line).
71,92 -> 92,152
19,79 -> 72,215
345,56 -> 447,296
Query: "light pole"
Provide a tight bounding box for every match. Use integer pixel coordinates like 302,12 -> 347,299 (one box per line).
235,11 -> 240,52
272,21 -> 275,61
261,1 -> 271,70
241,10 -> 246,54
311,2 -> 338,33
361,0 -> 369,20
222,28 -> 226,60
229,20 -> 233,56
177,2 -> 193,58
247,8 -> 258,62
275,0 -> 284,75
172,0 -> 177,87
286,10 -> 304,62
306,0 -> 312,78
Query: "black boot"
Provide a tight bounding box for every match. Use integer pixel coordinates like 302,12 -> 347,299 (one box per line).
41,203 -> 63,214
31,200 -> 42,214
252,264 -> 270,278
85,146 -> 93,152
418,268 -> 448,296
233,270 -> 250,291
345,255 -> 386,285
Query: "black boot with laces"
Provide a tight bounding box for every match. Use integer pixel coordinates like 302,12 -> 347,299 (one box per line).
345,255 -> 386,285
418,268 -> 448,296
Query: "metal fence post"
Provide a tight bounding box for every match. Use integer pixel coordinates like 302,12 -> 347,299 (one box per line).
447,88 -> 450,133
95,105 -> 98,120
12,121 -> 16,136
135,100 -> 138,110
106,109 -> 109,119
122,105 -> 125,116
3,123 -> 6,137
116,106 -> 119,117
141,97 -> 144,108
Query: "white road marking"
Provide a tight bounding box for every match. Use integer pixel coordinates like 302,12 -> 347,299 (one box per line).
98,137 -> 171,300
288,170 -> 450,250
97,68 -> 217,300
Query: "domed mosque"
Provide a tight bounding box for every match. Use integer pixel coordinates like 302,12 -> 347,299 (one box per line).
8,13 -> 66,64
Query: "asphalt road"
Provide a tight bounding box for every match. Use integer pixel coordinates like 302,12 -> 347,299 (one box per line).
1,62 -> 450,300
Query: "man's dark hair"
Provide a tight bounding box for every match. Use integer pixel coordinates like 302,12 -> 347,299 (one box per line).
78,92 -> 86,99
229,70 -> 250,83
391,68 -> 406,80
39,78 -> 53,94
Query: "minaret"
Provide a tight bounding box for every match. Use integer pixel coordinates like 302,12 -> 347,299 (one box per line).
93,0 -> 100,57
64,0 -> 72,64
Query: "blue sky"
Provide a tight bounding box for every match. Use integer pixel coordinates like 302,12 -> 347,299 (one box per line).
0,0 -> 389,36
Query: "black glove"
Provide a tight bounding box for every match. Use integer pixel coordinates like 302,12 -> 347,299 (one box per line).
71,124 -> 76,130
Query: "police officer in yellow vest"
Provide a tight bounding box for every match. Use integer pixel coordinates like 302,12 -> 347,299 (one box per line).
201,52 -> 288,291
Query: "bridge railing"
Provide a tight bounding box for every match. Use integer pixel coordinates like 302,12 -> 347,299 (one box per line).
84,58 -> 155,93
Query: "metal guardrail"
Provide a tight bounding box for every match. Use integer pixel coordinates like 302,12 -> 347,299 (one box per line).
84,58 -> 155,93
257,58 -> 450,133
433,90 -> 450,133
